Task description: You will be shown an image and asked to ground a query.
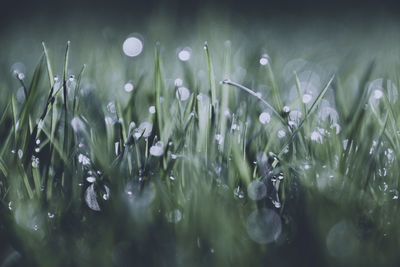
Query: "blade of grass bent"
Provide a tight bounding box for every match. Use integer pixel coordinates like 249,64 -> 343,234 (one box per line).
273,75 -> 335,168
222,79 -> 287,126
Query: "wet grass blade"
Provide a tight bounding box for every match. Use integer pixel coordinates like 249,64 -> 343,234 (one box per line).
222,79 -> 287,126
273,75 -> 335,167
204,42 -> 217,111
266,62 -> 283,112
42,42 -> 54,88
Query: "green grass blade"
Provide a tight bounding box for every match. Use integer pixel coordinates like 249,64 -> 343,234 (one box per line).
273,75 -> 335,167
222,79 -> 287,126
42,42 -> 54,88
204,42 -> 217,110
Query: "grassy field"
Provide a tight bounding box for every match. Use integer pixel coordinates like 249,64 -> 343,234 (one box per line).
1,13 -> 400,267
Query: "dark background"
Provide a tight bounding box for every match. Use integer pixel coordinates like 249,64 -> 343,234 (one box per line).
1,0 -> 400,27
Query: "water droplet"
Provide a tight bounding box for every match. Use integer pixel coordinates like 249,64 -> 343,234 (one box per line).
169,176 -> 175,181
149,106 -> 156,114
385,148 -> 395,163
166,209 -> 182,223
17,73 -> 25,80
326,220 -> 359,259
71,117 -> 85,133
107,102 -> 116,114
122,36 -> 143,57
272,200 -> 281,208
178,47 -> 191,61
36,139 -> 41,145
47,212 -> 55,219
373,89 -> 383,99
33,224 -> 38,231
35,147 -> 40,153
311,130 -> 323,144
8,201 -> 12,211
233,186 -> 245,199
135,122 -> 153,138
247,180 -> 267,200
149,141 -> 164,157
231,124 -> 239,131
282,106 -> 290,113
11,62 -> 26,76
171,154 -> 177,159
259,54 -> 270,66
103,185 -> 110,200
330,123 -> 341,134
124,82 -> 134,92
176,86 -> 190,101
17,149 -> 23,159
215,134 -> 224,145
174,78 -> 183,87
246,208 -> 282,244
84,184 -> 100,211
390,189 -> 399,199
86,176 -> 96,183
32,156 -> 39,168
78,154 -> 90,166
302,94 -> 312,104
277,130 -> 286,139
259,112 -> 271,124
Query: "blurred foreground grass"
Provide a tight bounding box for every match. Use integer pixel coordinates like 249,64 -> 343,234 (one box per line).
1,13 -> 400,267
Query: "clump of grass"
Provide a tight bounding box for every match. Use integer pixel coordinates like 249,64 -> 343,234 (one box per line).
1,23 -> 400,267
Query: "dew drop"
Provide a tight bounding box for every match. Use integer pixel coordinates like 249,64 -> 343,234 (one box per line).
78,154 -> 90,166
17,73 -> 25,80
233,186 -> 245,199
246,208 -> 282,244
136,122 -> 153,138
259,54 -> 270,66
176,86 -> 190,101
178,47 -> 191,61
247,180 -> 267,201
103,185 -> 110,200
373,89 -> 383,99
277,130 -> 286,139
124,82 -> 134,93
166,209 -> 182,223
174,78 -> 183,87
84,184 -> 101,211
215,134 -> 224,145
283,106 -> 290,113
326,220 -> 359,259
86,176 -> 96,183
259,112 -> 271,124
122,36 -> 143,57
149,141 -> 164,157
71,117 -> 85,133
302,94 -> 312,104
17,149 -> 23,159
311,130 -> 323,144
149,106 -> 156,114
